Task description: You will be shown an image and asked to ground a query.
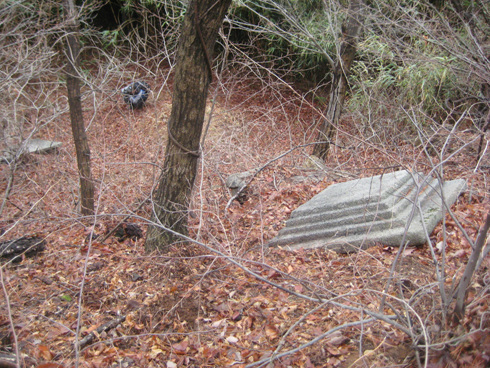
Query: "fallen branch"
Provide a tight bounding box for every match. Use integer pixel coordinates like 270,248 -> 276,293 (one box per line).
76,315 -> 126,350
0,352 -> 18,368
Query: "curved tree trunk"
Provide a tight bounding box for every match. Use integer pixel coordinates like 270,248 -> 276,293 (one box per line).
145,0 -> 232,253
64,0 -> 95,216
313,0 -> 364,160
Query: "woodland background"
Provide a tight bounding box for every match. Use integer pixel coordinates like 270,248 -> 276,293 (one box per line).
0,0 -> 489,367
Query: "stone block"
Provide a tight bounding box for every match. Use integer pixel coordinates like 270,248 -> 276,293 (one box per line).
26,139 -> 62,154
269,170 -> 466,253
1,139 -> 62,163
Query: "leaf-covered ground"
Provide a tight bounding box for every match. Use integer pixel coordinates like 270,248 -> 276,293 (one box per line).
1,67 -> 489,367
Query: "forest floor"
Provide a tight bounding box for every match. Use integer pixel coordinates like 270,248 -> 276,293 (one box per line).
0,66 -> 489,368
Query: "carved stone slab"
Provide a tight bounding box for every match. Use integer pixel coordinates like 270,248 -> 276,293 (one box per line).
26,139 -> 62,154
269,170 -> 466,253
1,139 -> 62,163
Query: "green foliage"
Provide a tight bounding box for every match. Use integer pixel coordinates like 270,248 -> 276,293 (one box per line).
348,0 -> 489,136
117,0 -> 170,14
60,294 -> 73,302
348,30 -> 478,128
229,0 -> 339,80
91,0 -> 186,56
395,55 -> 458,110
100,29 -> 122,48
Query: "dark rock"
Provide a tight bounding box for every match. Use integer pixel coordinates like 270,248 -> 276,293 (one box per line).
114,222 -> 143,242
84,232 -> 100,244
0,236 -> 46,262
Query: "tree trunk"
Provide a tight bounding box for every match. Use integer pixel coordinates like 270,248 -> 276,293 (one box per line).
452,213 -> 490,323
145,0 -> 232,253
64,0 -> 95,216
313,0 -> 364,160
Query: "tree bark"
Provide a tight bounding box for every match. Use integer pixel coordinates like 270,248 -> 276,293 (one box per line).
64,0 -> 95,216
145,0 -> 232,253
452,213 -> 490,323
313,0 -> 364,160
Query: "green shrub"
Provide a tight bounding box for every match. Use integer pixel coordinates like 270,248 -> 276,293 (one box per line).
228,0 -> 338,80
348,31 -> 477,132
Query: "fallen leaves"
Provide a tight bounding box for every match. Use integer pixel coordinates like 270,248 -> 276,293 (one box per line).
35,345 -> 53,361
0,64 -> 488,368
265,324 -> 280,340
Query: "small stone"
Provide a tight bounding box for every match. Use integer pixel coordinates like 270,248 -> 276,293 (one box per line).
131,273 -> 143,282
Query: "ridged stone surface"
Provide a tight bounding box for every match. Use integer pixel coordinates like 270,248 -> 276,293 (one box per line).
269,170 -> 466,253
25,139 -> 62,154
1,139 -> 62,163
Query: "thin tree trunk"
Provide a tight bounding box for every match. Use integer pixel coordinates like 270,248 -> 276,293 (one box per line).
313,0 -> 364,160
64,0 -> 94,216
145,0 -> 232,253
452,213 -> 490,323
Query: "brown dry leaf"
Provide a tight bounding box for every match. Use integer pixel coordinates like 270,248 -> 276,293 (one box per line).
402,247 -> 416,256
2,49 -> 488,368
150,346 -> 165,359
326,331 -> 349,346
85,324 -> 99,334
36,345 -> 53,361
265,324 -> 279,340
326,344 -> 341,356
172,339 -> 189,355
327,356 -> 342,367
46,325 -> 71,339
